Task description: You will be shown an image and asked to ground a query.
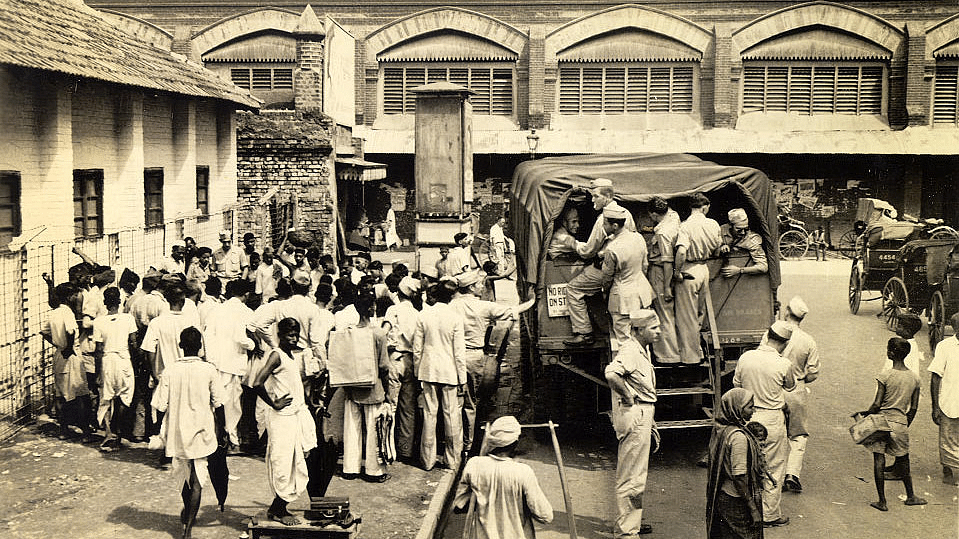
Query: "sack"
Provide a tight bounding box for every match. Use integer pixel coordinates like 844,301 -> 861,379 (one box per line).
327,327 -> 376,387
849,412 -> 891,445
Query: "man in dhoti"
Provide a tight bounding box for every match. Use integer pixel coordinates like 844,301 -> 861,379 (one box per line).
930,313 -> 959,486
251,318 -> 317,526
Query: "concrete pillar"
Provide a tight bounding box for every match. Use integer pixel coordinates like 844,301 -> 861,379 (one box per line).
37,78 -> 74,241
214,103 -> 237,213
114,92 -> 144,232
294,5 -> 327,112
172,99 -> 197,221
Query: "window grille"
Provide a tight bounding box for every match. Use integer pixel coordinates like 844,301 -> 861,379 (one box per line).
742,63 -> 883,115
0,172 -> 20,247
73,169 -> 103,238
144,168 -> 164,228
269,200 -> 292,250
382,65 -> 515,116
934,64 -> 959,126
196,166 -> 209,216
558,64 -> 695,114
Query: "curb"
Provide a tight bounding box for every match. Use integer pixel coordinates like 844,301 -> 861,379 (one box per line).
414,465 -> 461,539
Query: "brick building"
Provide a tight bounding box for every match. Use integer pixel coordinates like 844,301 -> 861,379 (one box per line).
0,0 -> 258,251
83,0 -> 959,240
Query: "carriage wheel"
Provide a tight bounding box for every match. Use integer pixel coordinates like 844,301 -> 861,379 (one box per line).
929,290 -> 946,350
849,264 -> 862,314
931,227 -> 959,240
779,230 -> 809,260
838,230 -> 858,259
881,277 -> 909,332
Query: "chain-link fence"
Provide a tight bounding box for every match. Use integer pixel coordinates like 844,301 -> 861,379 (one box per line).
0,207 -> 241,443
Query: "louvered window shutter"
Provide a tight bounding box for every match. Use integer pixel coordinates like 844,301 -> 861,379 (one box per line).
403,68 -> 425,114
934,64 -> 959,125
383,68 -> 404,114
604,67 -> 626,113
671,66 -> 694,112
469,68 -> 492,115
559,67 -> 582,113
789,67 -> 812,114
491,69 -> 514,115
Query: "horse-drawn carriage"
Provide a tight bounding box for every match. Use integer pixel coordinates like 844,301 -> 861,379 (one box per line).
846,198 -> 959,346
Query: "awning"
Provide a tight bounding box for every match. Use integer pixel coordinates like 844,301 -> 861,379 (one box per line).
558,31 -> 702,63
336,157 -> 388,182
377,32 -> 518,62
742,29 -> 891,61
935,40 -> 959,58
202,34 -> 296,63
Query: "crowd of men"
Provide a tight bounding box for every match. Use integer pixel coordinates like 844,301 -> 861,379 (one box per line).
39,227 -> 535,538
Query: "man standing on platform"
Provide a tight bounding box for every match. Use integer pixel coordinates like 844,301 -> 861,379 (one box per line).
734,320 -> 795,528
605,309 -> 661,536
646,197 -> 681,363
564,178 -> 636,347
673,193 -> 722,364
600,205 -> 654,350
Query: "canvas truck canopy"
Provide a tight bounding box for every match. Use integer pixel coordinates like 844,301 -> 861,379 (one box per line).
508,153 -> 780,299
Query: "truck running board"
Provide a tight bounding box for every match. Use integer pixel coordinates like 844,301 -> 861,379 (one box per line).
656,418 -> 715,429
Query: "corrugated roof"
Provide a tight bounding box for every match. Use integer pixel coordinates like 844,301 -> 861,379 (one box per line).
935,41 -> 959,58
202,34 -> 296,63
558,31 -> 701,63
743,29 -> 890,61
378,32 -> 517,62
0,0 -> 259,107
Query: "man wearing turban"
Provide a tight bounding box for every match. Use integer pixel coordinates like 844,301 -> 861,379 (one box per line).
453,416 -> 553,539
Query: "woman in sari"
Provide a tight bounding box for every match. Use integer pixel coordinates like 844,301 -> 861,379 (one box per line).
706,388 -> 765,539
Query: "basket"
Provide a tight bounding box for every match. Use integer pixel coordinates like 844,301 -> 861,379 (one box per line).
287,229 -> 315,248
849,412 -> 891,445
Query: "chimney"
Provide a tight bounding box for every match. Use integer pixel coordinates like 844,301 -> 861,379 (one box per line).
294,5 -> 326,112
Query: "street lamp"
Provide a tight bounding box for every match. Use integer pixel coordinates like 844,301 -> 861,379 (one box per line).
526,129 -> 540,159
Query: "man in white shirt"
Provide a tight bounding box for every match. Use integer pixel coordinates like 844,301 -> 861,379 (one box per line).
564,178 -> 636,346
155,243 -> 186,276
771,297 -> 821,494
251,274 -> 331,375
448,232 -> 479,277
92,287 -> 138,450
450,271 -> 534,452
141,283 -> 201,440
489,216 -> 507,271
453,416 -> 553,539
41,282 -> 93,440
213,231 -> 246,286
413,280 -> 466,470
605,310 -> 660,537
204,279 -> 256,450
256,247 -> 289,303
930,313 -> 959,485
673,193 -> 723,364
646,197 -> 681,363
734,321 -> 795,528
151,327 -> 226,539
384,276 -> 422,462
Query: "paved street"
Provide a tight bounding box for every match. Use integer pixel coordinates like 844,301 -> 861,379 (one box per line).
446,259 -> 959,538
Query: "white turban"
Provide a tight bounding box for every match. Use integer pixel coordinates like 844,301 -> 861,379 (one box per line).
487,416 -> 521,449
